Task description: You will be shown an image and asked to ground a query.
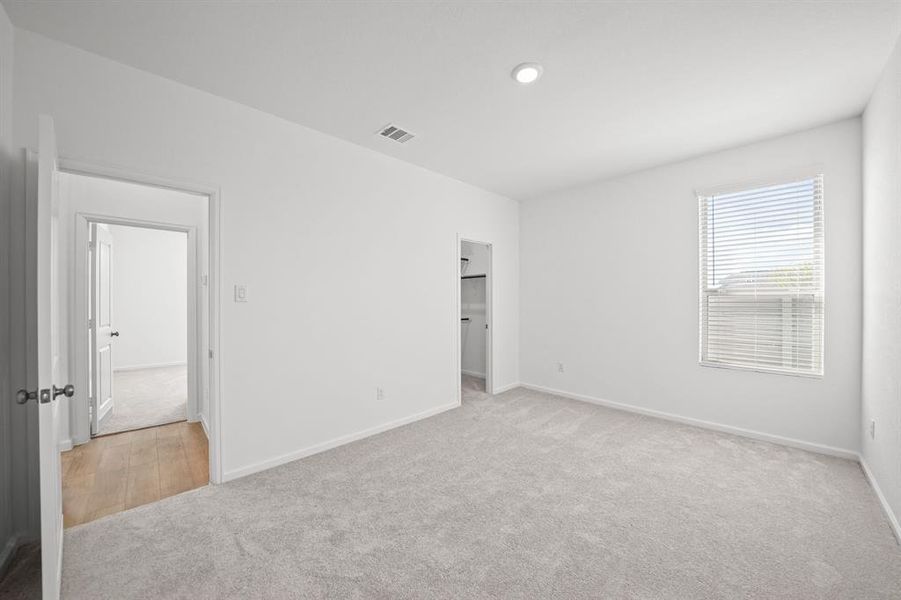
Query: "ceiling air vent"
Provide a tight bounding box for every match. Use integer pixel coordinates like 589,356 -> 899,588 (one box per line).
377,124 -> 415,144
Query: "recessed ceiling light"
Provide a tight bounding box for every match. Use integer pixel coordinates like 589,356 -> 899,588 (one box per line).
511,62 -> 543,84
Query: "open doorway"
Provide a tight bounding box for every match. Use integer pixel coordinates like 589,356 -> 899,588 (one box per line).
459,239 -> 492,400
56,169 -> 215,527
90,223 -> 189,436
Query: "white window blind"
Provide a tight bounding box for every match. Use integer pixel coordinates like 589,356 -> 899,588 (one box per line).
699,176 -> 824,376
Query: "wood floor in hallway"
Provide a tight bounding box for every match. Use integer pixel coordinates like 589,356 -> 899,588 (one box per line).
61,420 -> 209,528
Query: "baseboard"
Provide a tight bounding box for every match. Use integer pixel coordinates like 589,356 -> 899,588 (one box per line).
859,456 -> 901,544
113,361 -> 187,372
492,381 -> 520,394
59,438 -> 73,452
462,369 -> 486,378
199,414 -> 210,439
223,400 -> 460,482
0,533 -> 21,581
518,383 -> 858,460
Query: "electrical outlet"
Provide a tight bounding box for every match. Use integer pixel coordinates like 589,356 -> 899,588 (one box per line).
556,362 -> 565,373
869,419 -> 876,440
376,387 -> 385,401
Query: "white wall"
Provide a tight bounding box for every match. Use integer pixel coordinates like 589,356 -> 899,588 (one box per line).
521,119 -> 862,455
107,224 -> 187,371
12,30 -> 519,480
460,241 -> 488,378
861,36 -> 901,533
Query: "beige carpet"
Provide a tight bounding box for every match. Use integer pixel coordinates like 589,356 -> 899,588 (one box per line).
461,373 -> 487,396
62,383 -> 901,599
98,366 -> 187,435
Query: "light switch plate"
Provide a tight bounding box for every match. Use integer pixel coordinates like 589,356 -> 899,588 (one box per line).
234,284 -> 247,303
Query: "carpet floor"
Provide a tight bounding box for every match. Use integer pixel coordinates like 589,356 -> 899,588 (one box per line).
0,542 -> 40,600
62,384 -> 901,599
98,366 -> 188,435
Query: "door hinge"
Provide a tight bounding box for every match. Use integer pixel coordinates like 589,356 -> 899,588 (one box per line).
202,274 -> 208,286
208,349 -> 213,359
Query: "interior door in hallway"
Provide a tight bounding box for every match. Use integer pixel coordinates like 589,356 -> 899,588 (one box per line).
91,224 -> 116,434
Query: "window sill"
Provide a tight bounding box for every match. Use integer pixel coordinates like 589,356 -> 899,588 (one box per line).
699,360 -> 823,379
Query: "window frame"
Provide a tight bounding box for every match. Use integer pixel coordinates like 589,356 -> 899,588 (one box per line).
696,172 -> 825,378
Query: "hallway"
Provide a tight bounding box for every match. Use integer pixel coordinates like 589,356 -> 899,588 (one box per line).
62,421 -> 208,527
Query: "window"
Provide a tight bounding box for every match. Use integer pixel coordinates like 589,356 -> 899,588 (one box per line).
699,176 -> 824,376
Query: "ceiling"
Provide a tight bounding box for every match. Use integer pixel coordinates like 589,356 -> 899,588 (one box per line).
4,1 -> 900,199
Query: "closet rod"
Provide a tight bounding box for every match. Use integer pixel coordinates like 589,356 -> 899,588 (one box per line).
461,317 -> 471,322
461,274 -> 486,279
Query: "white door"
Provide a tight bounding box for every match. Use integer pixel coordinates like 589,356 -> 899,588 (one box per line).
90,224 -> 115,434
22,114 -> 69,600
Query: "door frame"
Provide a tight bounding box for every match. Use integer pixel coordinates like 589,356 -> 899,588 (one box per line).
455,234 -> 494,399
61,157 -> 223,484
81,216 -> 199,434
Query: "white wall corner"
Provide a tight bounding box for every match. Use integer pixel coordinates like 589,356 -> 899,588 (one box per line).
859,456 -> 901,545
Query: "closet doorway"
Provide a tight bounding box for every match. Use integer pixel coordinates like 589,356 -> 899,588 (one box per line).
459,239 -> 492,399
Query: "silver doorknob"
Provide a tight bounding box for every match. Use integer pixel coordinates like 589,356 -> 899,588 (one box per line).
17,388 -> 54,404
110,331 -> 120,337
53,384 -> 75,399
16,389 -> 36,404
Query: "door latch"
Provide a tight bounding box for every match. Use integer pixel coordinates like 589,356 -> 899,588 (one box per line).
16,384 -> 74,404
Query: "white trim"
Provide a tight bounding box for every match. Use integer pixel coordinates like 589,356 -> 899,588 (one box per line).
461,369 -> 485,379
694,164 -> 826,199
74,215 -> 199,435
518,383 -> 858,460
456,235 -> 494,395
223,401 -> 459,482
699,359 -> 824,379
58,439 -> 72,452
199,414 -> 210,440
112,361 -> 187,372
859,456 -> 901,544
52,516 -> 63,600
492,381 -> 520,394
